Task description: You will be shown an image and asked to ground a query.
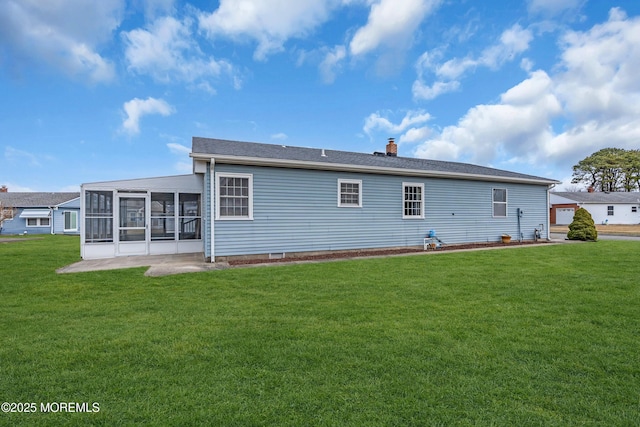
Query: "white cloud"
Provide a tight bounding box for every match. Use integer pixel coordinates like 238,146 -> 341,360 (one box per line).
198,0 -> 340,60
413,8 -> 640,177
479,24 -> 533,69
349,0 -> 441,57
122,97 -> 175,135
271,133 -> 288,141
364,109 -> 432,135
0,0 -> 122,82
399,126 -> 431,143
0,182 -> 34,192
5,146 -> 41,167
413,24 -> 533,100
411,80 -> 460,101
174,161 -> 193,173
363,110 -> 432,148
167,142 -> 191,155
415,70 -> 562,165
319,45 -> 347,84
123,16 -> 238,88
139,0 -> 175,19
527,0 -> 582,17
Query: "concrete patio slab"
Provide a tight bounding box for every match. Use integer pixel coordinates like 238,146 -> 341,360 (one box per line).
56,253 -> 229,277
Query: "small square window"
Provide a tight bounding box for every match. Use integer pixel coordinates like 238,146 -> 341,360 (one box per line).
338,179 -> 362,207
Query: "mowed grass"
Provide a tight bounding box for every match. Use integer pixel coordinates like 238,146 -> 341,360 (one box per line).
1,236 -> 639,426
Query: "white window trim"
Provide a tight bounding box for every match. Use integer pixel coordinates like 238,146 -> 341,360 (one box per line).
402,182 -> 425,219
337,179 -> 362,208
63,211 -> 78,232
215,172 -> 254,220
26,217 -> 50,227
493,188 -> 508,218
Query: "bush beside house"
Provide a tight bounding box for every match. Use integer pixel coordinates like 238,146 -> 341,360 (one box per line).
567,208 -> 598,241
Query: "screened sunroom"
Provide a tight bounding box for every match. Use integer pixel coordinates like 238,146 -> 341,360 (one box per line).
80,174 -> 204,260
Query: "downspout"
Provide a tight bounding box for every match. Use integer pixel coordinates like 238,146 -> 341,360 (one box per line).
209,159 -> 215,263
546,183 -> 556,240
50,206 -> 55,235
80,186 -> 85,259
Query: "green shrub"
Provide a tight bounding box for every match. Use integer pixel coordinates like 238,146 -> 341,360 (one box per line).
567,207 -> 598,241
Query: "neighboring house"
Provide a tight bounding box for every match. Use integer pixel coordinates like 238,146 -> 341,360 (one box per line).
550,191 -> 640,225
0,192 -> 80,235
80,137 -> 559,260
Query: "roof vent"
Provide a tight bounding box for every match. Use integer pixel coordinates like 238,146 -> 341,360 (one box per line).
321,149 -> 327,157
373,151 -> 386,157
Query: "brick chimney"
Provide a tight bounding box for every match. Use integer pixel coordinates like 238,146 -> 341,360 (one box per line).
0,185 -> 7,193
587,186 -> 594,193
386,138 -> 397,157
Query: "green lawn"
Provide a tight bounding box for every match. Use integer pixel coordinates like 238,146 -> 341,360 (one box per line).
1,236 -> 639,426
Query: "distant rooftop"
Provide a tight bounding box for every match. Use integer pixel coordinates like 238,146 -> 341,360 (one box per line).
552,191 -> 640,204
0,192 -> 79,207
192,137 -> 558,185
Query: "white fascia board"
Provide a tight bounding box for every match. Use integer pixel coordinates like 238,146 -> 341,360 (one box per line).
190,153 -> 560,186
54,197 -> 80,208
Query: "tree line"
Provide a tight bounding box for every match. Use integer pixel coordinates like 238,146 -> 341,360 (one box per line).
572,148 -> 640,192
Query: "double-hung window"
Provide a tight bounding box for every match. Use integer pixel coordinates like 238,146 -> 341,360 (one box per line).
607,205 -> 614,216
493,189 -> 507,217
403,183 -> 424,219
338,179 -> 362,207
216,173 -> 253,220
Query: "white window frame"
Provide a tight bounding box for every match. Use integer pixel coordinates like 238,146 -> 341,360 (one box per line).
493,188 -> 508,218
63,211 -> 78,232
215,173 -> 254,220
402,182 -> 425,219
26,217 -> 50,227
337,179 -> 362,208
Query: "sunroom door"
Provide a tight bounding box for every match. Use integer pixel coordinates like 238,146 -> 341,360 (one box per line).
117,195 -> 149,256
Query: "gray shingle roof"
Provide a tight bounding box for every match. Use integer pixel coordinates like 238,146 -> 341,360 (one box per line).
552,191 -> 640,204
192,137 -> 558,185
0,192 -> 79,208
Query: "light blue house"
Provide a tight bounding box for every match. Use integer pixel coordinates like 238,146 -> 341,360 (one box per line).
80,137 -> 559,260
0,192 -> 80,235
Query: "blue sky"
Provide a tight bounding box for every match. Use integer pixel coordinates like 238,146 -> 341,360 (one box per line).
2,0 -> 640,192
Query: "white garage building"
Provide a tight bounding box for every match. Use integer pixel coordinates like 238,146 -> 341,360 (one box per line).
550,191 -> 640,225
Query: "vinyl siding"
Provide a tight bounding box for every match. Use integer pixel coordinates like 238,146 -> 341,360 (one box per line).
53,198 -> 81,235
211,164 -> 550,257
579,203 -> 640,225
